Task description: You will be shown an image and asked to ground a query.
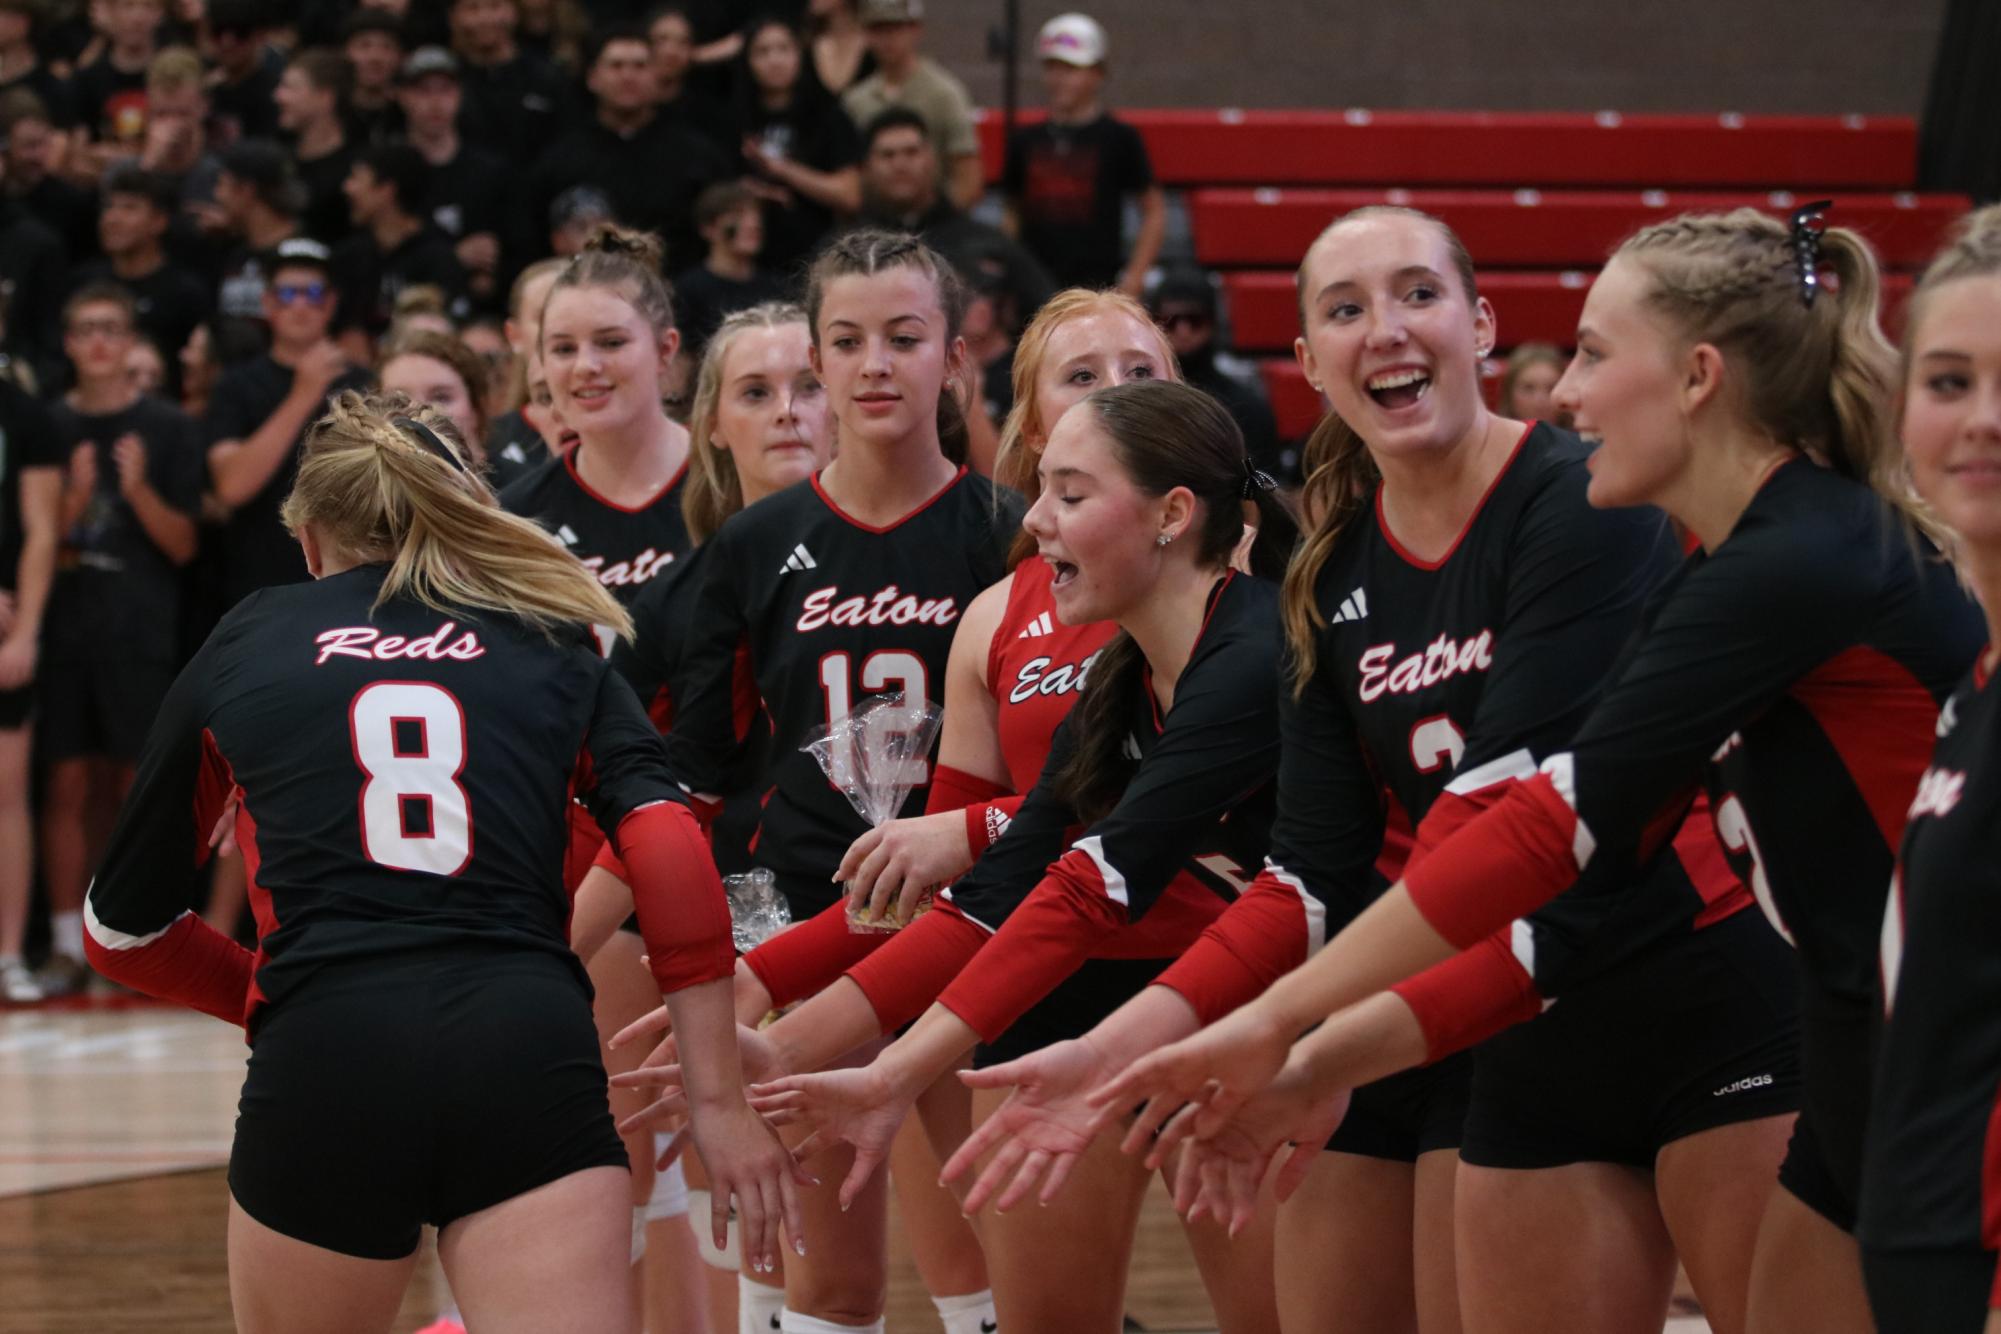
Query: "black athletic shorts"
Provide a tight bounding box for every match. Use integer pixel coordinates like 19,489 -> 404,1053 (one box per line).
1324,1051 -> 1474,1163
229,947 -> 628,1260
1788,972 -> 1877,1230
38,656 -> 175,762
1862,1247 -> 1998,1334
1776,1108 -> 1855,1232
1461,908 -> 1802,1170
0,682 -> 27,730
975,957 -> 1174,1069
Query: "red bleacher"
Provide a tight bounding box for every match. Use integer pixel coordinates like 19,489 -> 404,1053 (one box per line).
1189,189 -> 1964,270
977,110 -> 1918,189
975,108 -> 1961,442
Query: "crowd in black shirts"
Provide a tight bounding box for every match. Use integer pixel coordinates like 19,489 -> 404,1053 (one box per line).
0,0 -> 1282,1002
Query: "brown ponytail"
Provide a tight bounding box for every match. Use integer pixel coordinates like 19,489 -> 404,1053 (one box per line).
1282,205 -> 1474,696
282,392 -> 633,641
543,223 -> 676,343
1050,381 -> 1299,823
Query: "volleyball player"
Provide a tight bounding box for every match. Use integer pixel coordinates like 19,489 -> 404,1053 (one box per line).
80,392 -> 804,1334
725,292 -> 1281,1331
572,301 -> 834,1334
660,229 -> 1012,1334
925,209 -> 1804,1334
642,381 -> 1295,1334
1861,205 -> 2001,1334
1097,206 -> 1979,1334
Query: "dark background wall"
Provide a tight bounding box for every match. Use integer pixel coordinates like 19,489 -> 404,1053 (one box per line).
925,0 -> 1948,115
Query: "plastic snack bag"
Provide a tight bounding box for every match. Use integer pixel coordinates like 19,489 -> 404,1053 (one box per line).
800,689 -> 943,933
722,868 -> 790,953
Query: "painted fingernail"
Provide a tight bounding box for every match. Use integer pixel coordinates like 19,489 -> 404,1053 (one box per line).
794,1238 -> 807,1257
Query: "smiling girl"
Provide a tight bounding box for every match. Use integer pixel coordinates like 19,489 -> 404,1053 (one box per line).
936,206 -> 1803,1334
1102,205 -> 1983,1333
715,291 -> 1281,1331
1860,205 -> 2001,1334
656,228 -> 1013,1334
502,226 -> 694,635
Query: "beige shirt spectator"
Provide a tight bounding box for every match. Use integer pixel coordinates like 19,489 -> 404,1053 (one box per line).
842,56 -> 980,202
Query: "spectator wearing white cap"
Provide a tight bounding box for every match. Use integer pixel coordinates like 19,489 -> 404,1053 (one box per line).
839,0 -> 984,211
1002,12 -> 1164,298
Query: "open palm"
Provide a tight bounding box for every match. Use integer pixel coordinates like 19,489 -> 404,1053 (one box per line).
748,1065 -> 910,1210
945,1036 -> 1115,1214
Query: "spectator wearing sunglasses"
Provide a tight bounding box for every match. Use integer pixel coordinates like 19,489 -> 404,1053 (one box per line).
1146,263 -> 1287,482
204,237 -> 371,610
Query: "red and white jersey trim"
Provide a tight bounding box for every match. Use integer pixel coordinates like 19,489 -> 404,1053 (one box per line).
84,896 -> 182,951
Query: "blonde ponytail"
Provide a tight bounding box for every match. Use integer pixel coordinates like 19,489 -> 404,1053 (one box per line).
282,392 -> 634,641
1616,208 -> 1937,540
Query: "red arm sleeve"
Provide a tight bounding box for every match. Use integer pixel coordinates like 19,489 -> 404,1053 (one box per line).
84,906 -> 255,1026
1390,929 -> 1547,1061
843,903 -> 991,1031
614,801 -> 736,994
932,855 -> 1130,1043
743,898 -> 890,1007
1402,772 -> 1584,949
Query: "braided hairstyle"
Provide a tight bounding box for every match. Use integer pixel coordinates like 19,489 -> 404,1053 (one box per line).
1615,208 -> 1925,535
281,392 -> 633,641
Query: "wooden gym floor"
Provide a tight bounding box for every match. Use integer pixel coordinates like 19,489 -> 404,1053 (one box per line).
0,1003 -> 1714,1332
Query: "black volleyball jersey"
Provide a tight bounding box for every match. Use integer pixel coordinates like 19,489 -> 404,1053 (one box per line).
1154,423 -> 1752,1043
666,469 -> 1017,903
894,572 -> 1282,1042
1863,656 -> 2001,1263
1363,457 -> 1974,1182
614,542 -> 768,873
82,564 -> 696,1026
500,446 -> 692,642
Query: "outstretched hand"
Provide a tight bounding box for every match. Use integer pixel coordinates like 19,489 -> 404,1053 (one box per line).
1087,1002 -> 1295,1157
687,1097 -> 813,1273
1163,1063 -> 1350,1236
611,1022 -> 786,1137
746,1064 -> 913,1211
942,1035 -> 1117,1214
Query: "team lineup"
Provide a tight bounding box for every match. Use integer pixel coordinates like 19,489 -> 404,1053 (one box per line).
61,188 -> 2001,1334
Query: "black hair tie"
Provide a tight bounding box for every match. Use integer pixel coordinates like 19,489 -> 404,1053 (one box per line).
393,416 -> 469,475
1241,457 -> 1277,499
1789,200 -> 1834,308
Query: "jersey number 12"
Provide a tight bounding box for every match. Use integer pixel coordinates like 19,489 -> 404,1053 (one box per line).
349,681 -> 474,875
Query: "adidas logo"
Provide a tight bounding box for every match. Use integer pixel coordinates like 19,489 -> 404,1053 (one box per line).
1328,587 -> 1369,625
1712,1072 -> 1774,1098
556,524 -> 580,548
1016,611 -> 1054,639
779,543 -> 818,573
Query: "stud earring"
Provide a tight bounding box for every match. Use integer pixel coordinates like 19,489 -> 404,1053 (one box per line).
1156,533 -> 1172,547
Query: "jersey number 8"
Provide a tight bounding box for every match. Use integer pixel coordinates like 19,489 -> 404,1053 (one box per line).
349,681 -> 474,876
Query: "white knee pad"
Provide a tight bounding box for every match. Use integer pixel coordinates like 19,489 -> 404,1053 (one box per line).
687,1188 -> 740,1270
645,1150 -> 690,1222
